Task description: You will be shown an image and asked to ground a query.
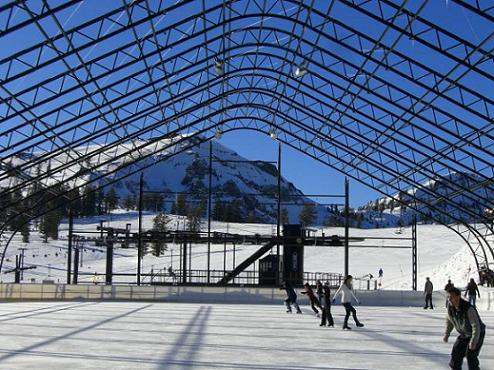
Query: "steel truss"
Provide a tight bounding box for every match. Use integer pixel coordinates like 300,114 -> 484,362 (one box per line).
0,0 -> 493,272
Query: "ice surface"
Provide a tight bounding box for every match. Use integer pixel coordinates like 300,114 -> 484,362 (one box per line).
0,301 -> 492,369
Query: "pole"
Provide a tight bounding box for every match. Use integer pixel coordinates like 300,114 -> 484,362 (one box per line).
276,142 -> 281,285
182,241 -> 187,284
344,177 -> 349,277
106,230 -> 114,285
67,208 -> 73,284
73,242 -> 79,285
137,173 -> 143,286
412,215 -> 417,291
223,235 -> 227,276
207,140 -> 212,284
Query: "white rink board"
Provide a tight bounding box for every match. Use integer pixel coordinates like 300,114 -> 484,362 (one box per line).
0,301 -> 492,370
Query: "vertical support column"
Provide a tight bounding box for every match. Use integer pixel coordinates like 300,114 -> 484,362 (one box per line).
182,240 -> 187,284
106,239 -> 113,285
207,141 -> 213,284
14,255 -> 20,284
73,243 -> 79,285
67,209 -> 73,284
276,142 -> 281,286
137,173 -> 143,286
344,177 -> 350,277
412,215 -> 417,291
223,235 -> 227,276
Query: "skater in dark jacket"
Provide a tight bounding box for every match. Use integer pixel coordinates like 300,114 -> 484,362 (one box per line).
280,282 -> 302,313
320,282 -> 334,327
464,278 -> 480,307
423,277 -> 434,309
316,280 -> 324,303
301,283 -> 323,315
444,287 -> 486,370
333,275 -> 364,330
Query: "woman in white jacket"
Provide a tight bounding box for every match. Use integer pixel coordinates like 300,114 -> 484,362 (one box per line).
333,275 -> 364,330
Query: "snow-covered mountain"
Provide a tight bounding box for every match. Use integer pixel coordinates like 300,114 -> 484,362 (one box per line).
6,135 -> 331,224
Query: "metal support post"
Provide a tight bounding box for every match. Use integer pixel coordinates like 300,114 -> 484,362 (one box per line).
412,216 -> 417,291
137,172 -> 143,286
344,178 -> 350,277
276,142 -> 281,285
67,208 -> 73,284
73,243 -> 79,285
207,141 -> 212,284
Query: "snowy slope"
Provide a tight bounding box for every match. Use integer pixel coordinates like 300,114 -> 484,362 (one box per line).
1,210 -> 476,291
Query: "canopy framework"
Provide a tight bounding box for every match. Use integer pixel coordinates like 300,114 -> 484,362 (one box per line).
0,0 -> 493,271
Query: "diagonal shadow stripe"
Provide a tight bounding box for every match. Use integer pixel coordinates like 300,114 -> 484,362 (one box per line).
0,303 -> 153,363
0,301 -> 100,323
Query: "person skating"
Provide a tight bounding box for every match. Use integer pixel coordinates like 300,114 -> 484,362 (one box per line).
319,282 -> 334,327
464,278 -> 480,307
280,281 -> 302,313
424,277 -> 434,309
301,282 -> 323,315
443,287 -> 486,370
333,275 -> 364,330
316,279 -> 324,303
445,279 -> 454,307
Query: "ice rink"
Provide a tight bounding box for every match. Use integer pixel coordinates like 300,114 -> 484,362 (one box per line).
0,301 -> 492,370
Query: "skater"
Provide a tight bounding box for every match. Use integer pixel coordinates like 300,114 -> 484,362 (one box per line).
319,282 -> 334,327
445,279 -> 454,307
464,278 -> 480,307
378,268 -> 383,278
333,275 -> 364,330
301,282 -> 323,315
316,280 -> 324,303
443,287 -> 486,370
280,281 -> 302,313
424,277 -> 434,309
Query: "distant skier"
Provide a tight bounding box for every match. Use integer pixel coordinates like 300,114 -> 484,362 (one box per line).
443,287 -> 486,370
319,282 -> 334,327
280,281 -> 302,314
423,277 -> 434,309
333,275 -> 364,330
315,280 -> 324,303
301,282 -> 323,315
464,278 -> 480,307
445,279 -> 454,307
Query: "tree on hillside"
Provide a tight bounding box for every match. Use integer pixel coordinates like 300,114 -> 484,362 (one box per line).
187,204 -> 204,232
171,193 -> 188,216
280,208 -> 289,225
104,188 -> 119,213
299,203 -> 316,226
151,212 -> 170,256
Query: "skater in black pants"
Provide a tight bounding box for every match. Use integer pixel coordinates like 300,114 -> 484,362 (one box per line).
316,280 -> 324,303
333,275 -> 364,330
280,282 -> 302,313
444,287 -> 486,370
464,278 -> 480,307
423,277 -> 434,309
320,282 -> 334,327
301,283 -> 323,315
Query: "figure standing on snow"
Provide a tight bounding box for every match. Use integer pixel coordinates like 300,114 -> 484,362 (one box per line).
333,275 -> 364,330
443,287 -> 486,370
464,278 -> 480,307
423,277 -> 434,309
445,279 -> 454,307
378,268 -> 383,278
316,280 -> 324,303
280,281 -> 302,314
301,282 -> 323,315
319,282 -> 334,327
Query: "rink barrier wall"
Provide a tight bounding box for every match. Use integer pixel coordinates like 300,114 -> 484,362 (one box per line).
0,283 -> 492,311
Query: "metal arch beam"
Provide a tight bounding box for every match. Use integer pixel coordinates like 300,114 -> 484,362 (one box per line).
3,51 -> 494,220
1,118 -> 490,274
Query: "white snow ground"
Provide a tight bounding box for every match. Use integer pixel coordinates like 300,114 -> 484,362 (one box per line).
2,211 -> 477,291
0,301 -> 492,370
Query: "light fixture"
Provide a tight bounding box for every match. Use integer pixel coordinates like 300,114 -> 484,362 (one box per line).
213,58 -> 224,76
215,127 -> 223,139
294,61 -> 308,78
269,129 -> 278,140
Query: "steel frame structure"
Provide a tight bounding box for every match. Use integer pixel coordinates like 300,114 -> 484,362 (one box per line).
1,0 -> 493,273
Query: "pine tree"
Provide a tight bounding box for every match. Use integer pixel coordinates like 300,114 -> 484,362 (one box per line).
104,188 -> 118,213
247,211 -> 257,223
299,203 -> 316,226
151,212 -> 169,256
187,205 -> 203,232
173,193 -> 188,216
123,194 -> 136,210
280,208 -> 289,225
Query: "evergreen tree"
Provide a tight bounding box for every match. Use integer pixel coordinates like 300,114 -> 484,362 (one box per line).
212,200 -> 225,221
123,194 -> 136,210
247,211 -> 257,224
151,212 -> 169,256
299,203 -> 316,226
187,205 -> 203,232
172,193 -> 188,216
280,208 -> 289,225
104,188 -> 118,213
